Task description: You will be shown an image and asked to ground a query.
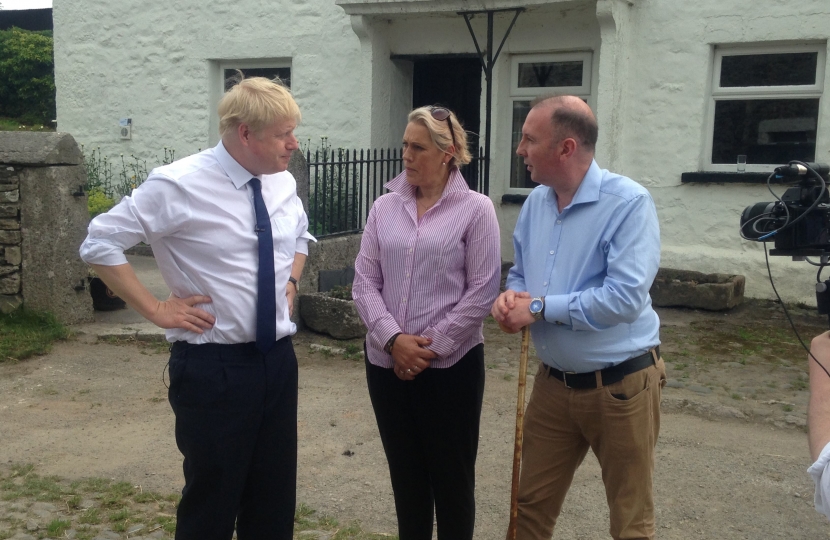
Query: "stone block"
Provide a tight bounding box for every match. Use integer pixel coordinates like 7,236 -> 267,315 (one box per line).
0,272 -> 20,294
0,231 -> 21,244
19,160 -> 93,324
0,264 -> 18,277
0,188 -> 18,201
288,150 -> 309,212
0,219 -> 19,230
304,233 -> 362,295
4,246 -> 21,265
0,294 -> 22,314
0,204 -> 18,218
299,293 -> 366,340
0,167 -> 20,184
0,132 -> 83,166
650,268 -> 745,311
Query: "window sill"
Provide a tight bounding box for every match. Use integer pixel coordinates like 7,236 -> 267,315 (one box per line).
501,193 -> 529,204
681,172 -> 774,184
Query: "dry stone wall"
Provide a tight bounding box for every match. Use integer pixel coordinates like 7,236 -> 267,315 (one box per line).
0,132 -> 93,324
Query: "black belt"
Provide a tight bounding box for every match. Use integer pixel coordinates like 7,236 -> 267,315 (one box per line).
545,346 -> 659,390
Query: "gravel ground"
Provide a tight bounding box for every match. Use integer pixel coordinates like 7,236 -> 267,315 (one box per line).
0,300 -> 829,538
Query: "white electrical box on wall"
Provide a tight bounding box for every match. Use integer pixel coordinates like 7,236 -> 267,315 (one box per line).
119,118 -> 132,140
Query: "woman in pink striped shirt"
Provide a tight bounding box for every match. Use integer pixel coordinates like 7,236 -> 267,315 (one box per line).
353,106 -> 501,540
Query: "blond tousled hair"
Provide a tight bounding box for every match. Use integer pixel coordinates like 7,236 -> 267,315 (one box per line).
218,75 -> 301,137
407,106 -> 472,167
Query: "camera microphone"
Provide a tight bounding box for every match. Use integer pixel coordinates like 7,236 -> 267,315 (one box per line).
774,162 -> 830,177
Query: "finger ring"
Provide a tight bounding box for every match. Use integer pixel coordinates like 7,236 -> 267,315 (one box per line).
406,368 -> 412,373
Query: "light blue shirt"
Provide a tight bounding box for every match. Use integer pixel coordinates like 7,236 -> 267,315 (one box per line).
506,160 -> 661,372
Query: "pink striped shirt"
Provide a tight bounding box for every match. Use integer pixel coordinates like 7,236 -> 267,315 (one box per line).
353,169 -> 501,369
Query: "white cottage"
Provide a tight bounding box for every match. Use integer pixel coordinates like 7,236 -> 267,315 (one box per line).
53,0 -> 830,302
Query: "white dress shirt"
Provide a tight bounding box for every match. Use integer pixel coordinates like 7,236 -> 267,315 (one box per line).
809,441 -> 830,520
80,141 -> 315,344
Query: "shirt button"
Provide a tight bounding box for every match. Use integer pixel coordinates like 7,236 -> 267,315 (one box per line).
556,220 -> 561,224
542,345 -> 547,350
549,250 -> 554,255
406,273 -> 410,277
402,298 -> 407,302
543,282 -> 547,286
409,248 -> 413,253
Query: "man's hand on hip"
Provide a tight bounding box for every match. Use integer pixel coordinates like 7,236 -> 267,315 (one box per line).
151,294 -> 215,333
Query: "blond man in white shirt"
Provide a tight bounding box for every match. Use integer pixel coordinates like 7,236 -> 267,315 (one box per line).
80,76 -> 314,540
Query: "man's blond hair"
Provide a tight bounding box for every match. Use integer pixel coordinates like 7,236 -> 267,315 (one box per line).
218,75 -> 301,137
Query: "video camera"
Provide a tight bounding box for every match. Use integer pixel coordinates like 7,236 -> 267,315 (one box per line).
740,161 -> 830,257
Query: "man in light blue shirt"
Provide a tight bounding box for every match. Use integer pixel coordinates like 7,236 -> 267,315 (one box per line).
492,95 -> 665,540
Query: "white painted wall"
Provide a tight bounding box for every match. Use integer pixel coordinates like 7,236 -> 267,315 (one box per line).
54,0 -> 830,303
53,0 -> 367,161
618,0 -> 830,304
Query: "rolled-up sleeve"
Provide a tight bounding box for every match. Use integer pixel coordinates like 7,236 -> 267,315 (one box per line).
79,174 -> 190,266
293,194 -> 316,256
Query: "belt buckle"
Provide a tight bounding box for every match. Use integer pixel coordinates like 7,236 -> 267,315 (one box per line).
562,371 -> 577,389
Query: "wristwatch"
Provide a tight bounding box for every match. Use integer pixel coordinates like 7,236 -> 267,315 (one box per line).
288,276 -> 299,293
529,297 -> 545,321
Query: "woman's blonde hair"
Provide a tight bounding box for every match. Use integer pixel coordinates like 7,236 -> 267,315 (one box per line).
407,106 -> 472,167
218,74 -> 301,137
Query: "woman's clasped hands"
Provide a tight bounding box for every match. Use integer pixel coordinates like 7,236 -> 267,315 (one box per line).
391,334 -> 436,380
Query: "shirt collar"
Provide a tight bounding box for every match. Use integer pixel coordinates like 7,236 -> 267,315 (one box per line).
553,159 -> 602,209
384,168 -> 470,201
213,141 -> 258,189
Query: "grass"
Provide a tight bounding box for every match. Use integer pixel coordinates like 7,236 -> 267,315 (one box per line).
0,116 -> 54,132
0,464 -> 395,540
0,308 -> 70,362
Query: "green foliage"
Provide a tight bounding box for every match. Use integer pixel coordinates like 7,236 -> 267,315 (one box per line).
308,139 -> 362,236
87,188 -> 116,219
0,308 -> 69,362
0,28 -> 55,125
83,146 -> 178,216
328,283 -> 353,300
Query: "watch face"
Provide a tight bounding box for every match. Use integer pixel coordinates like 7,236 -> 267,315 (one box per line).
530,299 -> 544,314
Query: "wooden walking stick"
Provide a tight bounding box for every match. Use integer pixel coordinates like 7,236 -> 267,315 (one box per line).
507,325 -> 531,540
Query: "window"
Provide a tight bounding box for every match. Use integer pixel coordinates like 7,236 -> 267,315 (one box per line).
509,52 -> 593,189
706,44 -> 825,172
222,64 -> 291,91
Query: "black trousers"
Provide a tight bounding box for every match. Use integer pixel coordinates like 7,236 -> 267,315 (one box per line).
365,344 -> 485,540
168,338 -> 298,540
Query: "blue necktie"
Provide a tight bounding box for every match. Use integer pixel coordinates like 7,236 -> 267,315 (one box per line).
249,178 -> 276,354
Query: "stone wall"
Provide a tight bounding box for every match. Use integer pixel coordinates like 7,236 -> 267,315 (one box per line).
0,132 -> 93,324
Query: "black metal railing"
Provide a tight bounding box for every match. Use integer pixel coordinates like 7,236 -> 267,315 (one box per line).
306,147 -> 486,238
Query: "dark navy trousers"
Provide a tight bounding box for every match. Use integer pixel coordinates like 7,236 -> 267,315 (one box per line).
168,337 -> 298,540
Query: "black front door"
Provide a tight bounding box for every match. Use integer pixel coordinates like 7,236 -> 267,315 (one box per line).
412,56 -> 482,190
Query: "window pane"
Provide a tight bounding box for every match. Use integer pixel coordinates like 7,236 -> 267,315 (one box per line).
518,61 -> 583,88
720,53 -> 817,87
224,67 -> 291,91
712,98 -> 819,165
510,100 -> 537,188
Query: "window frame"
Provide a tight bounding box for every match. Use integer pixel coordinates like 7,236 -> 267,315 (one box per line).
218,59 -> 292,94
703,43 -> 825,173
506,52 -> 593,194
209,59 -> 292,146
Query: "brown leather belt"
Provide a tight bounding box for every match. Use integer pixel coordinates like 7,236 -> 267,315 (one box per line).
545,346 -> 659,389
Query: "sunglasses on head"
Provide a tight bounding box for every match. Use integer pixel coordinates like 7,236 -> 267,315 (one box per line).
430,107 -> 458,158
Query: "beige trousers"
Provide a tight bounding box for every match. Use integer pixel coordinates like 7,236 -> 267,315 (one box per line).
516,357 -> 667,540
